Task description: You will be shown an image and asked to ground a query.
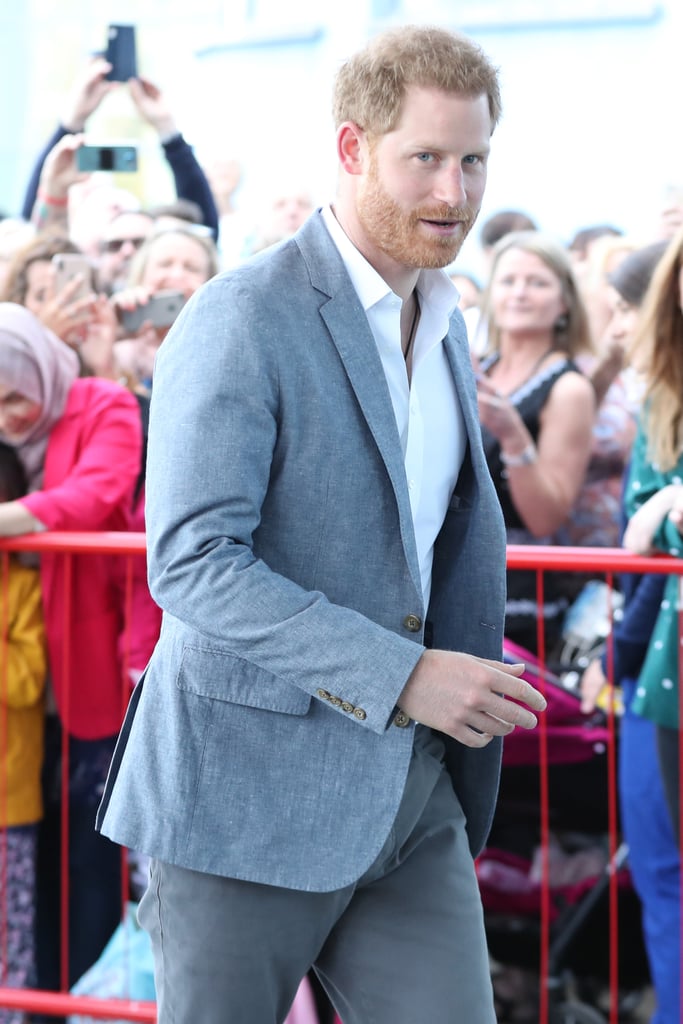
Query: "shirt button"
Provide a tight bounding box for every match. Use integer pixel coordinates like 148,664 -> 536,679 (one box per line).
403,614 -> 422,632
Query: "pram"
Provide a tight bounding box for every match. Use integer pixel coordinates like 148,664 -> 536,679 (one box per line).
477,639 -> 650,1024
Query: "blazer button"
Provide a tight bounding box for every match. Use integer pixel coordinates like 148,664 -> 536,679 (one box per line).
329,695 -> 342,707
353,708 -> 367,721
393,710 -> 411,728
341,702 -> 354,713
317,689 -> 330,700
403,614 -> 422,632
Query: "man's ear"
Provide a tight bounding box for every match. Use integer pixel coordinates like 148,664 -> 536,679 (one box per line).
336,122 -> 367,176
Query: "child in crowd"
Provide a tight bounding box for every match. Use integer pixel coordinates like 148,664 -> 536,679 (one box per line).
0,441 -> 47,1024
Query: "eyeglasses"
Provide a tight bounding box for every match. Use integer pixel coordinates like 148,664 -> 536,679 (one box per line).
101,236 -> 148,254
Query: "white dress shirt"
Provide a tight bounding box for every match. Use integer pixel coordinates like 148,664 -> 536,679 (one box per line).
321,205 -> 466,609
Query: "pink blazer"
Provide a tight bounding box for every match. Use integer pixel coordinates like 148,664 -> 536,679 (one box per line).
21,377 -> 142,739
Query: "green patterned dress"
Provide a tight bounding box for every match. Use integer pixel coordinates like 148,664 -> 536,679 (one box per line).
625,418 -> 683,728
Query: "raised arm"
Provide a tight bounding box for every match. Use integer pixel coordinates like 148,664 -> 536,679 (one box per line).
20,57 -> 116,220
127,76 -> 219,240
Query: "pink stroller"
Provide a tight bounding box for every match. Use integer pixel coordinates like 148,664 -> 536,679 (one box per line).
476,641 -> 650,1024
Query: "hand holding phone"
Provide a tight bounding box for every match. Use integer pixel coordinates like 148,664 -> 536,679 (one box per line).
118,290 -> 186,334
51,254 -> 94,302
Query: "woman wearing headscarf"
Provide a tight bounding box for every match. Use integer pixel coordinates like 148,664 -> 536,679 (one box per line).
0,303 -> 142,1003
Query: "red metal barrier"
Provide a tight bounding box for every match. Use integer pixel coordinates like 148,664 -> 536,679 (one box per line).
504,545 -> 683,1024
0,536 -> 679,1022
0,532 -> 151,1022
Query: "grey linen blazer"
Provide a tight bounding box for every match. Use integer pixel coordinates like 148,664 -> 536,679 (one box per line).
97,210 -> 507,892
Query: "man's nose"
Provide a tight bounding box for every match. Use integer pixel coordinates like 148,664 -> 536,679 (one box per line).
433,164 -> 467,208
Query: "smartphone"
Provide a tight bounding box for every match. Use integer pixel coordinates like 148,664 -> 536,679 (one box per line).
76,145 -> 138,173
119,291 -> 186,333
51,253 -> 93,301
105,24 -> 137,82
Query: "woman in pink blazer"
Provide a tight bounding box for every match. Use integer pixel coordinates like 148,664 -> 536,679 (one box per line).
0,303 -> 141,1006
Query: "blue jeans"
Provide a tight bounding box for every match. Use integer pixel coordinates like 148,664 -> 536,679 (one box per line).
620,679 -> 681,1024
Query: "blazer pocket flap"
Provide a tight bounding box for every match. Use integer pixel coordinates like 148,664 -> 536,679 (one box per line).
176,644 -> 311,715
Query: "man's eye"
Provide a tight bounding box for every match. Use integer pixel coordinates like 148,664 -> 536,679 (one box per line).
463,155 -> 482,166
416,153 -> 434,163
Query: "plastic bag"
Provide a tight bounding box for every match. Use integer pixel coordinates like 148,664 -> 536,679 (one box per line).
67,902 -> 155,1024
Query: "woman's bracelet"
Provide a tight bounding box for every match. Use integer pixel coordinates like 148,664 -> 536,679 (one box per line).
37,189 -> 69,207
500,442 -> 537,467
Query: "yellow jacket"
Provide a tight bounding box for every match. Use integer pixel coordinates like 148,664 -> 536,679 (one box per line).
0,560 -> 47,827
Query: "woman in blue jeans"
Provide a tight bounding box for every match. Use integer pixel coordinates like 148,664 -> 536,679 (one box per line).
581,240 -> 680,1024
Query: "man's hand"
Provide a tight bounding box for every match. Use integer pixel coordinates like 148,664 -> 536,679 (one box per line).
580,658 -> 608,714
37,134 -> 89,205
61,57 -> 117,132
128,77 -> 178,138
397,649 -> 547,748
36,269 -> 97,348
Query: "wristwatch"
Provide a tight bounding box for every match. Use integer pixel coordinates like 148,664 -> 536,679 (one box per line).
500,442 -> 537,467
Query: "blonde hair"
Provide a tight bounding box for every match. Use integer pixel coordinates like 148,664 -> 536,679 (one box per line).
127,227 -> 220,288
332,25 -> 501,137
629,225 -> 683,470
480,230 -> 594,358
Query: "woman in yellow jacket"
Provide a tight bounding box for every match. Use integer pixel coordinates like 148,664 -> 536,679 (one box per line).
0,440 -> 47,1024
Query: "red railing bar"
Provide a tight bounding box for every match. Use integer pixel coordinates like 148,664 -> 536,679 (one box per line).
0,535 -> 678,575
535,569 -> 551,1024
507,544 -> 683,574
604,570 -> 620,1024
59,553 -> 73,992
0,987 -> 156,1019
0,532 -> 146,555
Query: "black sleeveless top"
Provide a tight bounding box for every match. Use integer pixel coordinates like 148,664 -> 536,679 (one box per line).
479,354 -> 580,657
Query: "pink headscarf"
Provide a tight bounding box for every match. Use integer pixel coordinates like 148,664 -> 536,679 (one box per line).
0,303 -> 79,490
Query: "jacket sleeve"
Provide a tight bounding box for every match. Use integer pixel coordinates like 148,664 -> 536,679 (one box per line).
20,124 -> 69,221
19,383 -> 142,531
0,566 -> 47,710
162,133 -> 219,241
145,277 -> 423,734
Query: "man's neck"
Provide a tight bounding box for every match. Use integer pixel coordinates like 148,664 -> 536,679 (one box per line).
329,201 -> 420,300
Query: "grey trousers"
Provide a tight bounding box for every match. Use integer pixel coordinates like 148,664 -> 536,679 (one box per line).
138,728 -> 496,1024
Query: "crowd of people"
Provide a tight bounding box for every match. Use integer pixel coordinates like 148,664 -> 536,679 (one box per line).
0,26 -> 681,1024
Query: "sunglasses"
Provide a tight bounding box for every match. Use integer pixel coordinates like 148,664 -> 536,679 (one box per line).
101,236 -> 148,254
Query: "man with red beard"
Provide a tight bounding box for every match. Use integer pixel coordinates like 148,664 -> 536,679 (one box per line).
98,24 -> 546,1024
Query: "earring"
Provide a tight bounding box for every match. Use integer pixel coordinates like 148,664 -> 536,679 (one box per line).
555,313 -> 569,332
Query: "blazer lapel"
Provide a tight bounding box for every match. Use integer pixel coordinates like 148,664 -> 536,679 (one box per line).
442,329 -> 487,481
296,214 -> 422,602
